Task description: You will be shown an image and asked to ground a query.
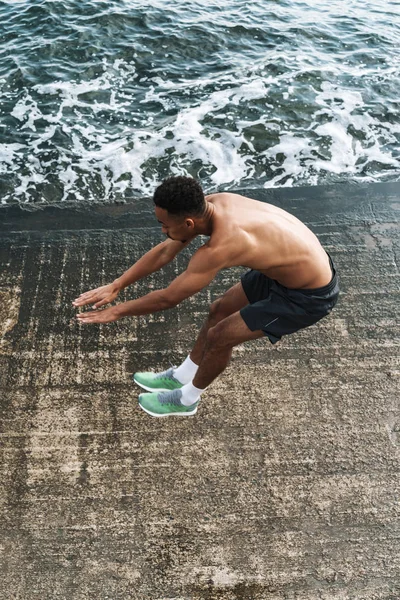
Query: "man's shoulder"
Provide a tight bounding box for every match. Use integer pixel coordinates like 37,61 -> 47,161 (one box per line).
205,191 -> 245,202
189,241 -> 227,272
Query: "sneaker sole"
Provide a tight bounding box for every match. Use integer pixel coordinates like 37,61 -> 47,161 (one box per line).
133,375 -> 182,393
139,402 -> 198,418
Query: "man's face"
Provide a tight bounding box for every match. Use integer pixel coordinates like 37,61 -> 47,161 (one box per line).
154,206 -> 194,243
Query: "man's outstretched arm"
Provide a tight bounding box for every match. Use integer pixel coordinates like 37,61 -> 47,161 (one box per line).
76,245 -> 222,324
72,238 -> 189,309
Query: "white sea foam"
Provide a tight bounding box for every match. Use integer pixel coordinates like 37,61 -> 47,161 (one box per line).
19,73 -> 269,199
1,35 -> 399,204
263,135 -> 311,188
261,79 -> 400,187
0,143 -> 24,173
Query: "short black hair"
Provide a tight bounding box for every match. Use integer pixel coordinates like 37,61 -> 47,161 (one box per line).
153,176 -> 206,217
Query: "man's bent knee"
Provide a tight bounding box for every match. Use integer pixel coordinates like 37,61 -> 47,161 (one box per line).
208,298 -> 229,322
206,321 -> 233,349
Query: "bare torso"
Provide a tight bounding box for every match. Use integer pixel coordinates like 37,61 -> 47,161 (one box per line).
205,192 -> 332,290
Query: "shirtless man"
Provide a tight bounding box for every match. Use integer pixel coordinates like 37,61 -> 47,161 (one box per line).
73,176 -> 339,417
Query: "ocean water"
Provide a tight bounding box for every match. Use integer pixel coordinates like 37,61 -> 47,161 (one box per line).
0,0 -> 399,206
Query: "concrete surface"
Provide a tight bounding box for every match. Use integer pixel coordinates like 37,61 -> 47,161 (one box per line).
0,181 -> 399,600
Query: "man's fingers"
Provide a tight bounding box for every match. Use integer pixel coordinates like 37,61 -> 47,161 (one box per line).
76,310 -> 95,318
72,299 -> 87,307
76,312 -> 98,323
75,306 -> 118,325
73,287 -> 104,302
73,285 -> 116,307
92,298 -> 109,309
73,296 -> 93,306
73,293 -> 101,307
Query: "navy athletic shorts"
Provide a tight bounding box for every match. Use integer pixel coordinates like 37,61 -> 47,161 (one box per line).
240,254 -> 339,344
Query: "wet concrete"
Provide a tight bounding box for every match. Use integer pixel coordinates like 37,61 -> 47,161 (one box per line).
0,181 -> 399,599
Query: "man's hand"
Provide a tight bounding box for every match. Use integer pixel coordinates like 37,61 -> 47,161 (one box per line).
76,306 -> 121,324
72,282 -> 120,309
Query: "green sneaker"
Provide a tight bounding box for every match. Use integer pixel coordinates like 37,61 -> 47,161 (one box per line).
139,389 -> 199,418
133,367 -> 183,392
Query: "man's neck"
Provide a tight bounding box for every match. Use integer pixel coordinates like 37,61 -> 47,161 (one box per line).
195,202 -> 215,237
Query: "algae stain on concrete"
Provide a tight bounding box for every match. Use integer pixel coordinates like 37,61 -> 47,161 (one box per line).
77,433 -> 91,487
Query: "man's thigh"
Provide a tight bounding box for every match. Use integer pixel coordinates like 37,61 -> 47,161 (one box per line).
215,282 -> 249,316
209,310 -> 265,348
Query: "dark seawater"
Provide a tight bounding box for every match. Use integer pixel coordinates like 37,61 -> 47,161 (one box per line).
0,0 -> 399,205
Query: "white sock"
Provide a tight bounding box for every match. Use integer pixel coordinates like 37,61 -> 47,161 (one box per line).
173,354 -> 198,385
180,382 -> 205,406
